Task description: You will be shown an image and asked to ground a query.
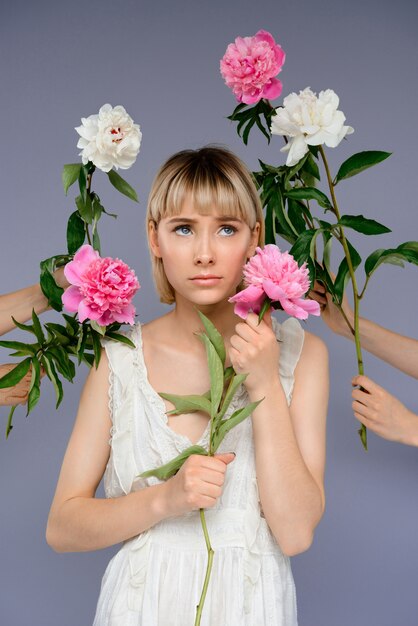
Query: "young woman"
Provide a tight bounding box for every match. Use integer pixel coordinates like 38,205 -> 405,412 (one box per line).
310,281 -> 418,446
46,147 -> 328,625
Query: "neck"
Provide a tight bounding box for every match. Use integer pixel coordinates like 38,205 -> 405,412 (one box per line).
169,295 -> 239,345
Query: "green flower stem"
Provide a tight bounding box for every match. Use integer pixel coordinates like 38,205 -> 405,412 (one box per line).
195,417 -> 215,626
358,275 -> 370,300
334,299 -> 355,336
319,146 -> 367,450
85,172 -> 93,246
194,508 -> 215,626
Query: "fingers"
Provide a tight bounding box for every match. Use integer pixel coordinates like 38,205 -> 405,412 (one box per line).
214,452 -> 236,466
308,289 -> 327,306
351,374 -> 382,395
182,453 -> 235,510
352,399 -> 376,422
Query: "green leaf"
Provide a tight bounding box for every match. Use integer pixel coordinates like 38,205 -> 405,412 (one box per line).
67,211 -> 86,254
27,358 -> 41,415
338,214 -> 391,235
217,373 -> 247,421
301,152 -> 320,181
335,151 -> 391,184
242,116 -> 256,145
0,358 -> 31,389
104,331 -> 136,348
44,322 -> 72,345
333,240 -> 362,303
75,193 -> 93,224
10,317 -> 36,337
364,247 -> 416,278
91,330 -> 102,368
90,320 -> 106,336
264,196 -> 275,245
140,445 -> 208,480
289,229 -> 320,266
287,199 -> 309,235
197,334 -> 224,417
397,241 -> 418,265
6,405 -> 17,438
78,164 -> 88,199
159,392 -> 211,416
213,400 -> 263,451
47,346 -> 75,382
42,355 -> 63,409
93,229 -> 101,254
0,340 -> 37,355
267,184 -> 298,243
107,170 -> 138,202
31,310 -> 46,344
197,311 -> 226,367
285,187 -> 332,210
62,164 -> 81,195
39,260 -> 64,312
323,233 -> 333,275
63,314 -> 80,334
81,352 -> 95,367
223,366 -> 234,384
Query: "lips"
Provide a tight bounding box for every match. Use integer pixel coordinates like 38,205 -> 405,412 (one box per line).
190,275 -> 221,280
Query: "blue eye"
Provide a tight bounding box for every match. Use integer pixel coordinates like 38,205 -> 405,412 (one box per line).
219,225 -> 237,236
174,225 -> 192,236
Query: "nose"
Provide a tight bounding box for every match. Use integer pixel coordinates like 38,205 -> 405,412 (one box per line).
193,234 -> 215,265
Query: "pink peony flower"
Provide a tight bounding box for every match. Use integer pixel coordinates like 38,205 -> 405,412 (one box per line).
62,245 -> 140,326
229,245 -> 320,320
220,30 -> 285,105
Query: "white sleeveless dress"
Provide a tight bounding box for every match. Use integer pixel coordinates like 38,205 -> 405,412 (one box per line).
93,316 -> 304,626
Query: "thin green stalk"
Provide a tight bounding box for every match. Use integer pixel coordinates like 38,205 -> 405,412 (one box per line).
194,508 -> 215,626
319,146 -> 367,450
85,172 -> 93,246
358,276 -> 370,300
195,412 -> 215,625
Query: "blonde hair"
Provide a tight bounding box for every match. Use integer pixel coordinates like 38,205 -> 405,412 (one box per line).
146,146 -> 265,304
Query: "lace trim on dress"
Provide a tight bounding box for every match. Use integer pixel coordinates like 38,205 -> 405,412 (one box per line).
102,327 -> 138,497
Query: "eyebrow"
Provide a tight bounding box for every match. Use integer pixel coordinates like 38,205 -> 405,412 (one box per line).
165,216 -> 243,225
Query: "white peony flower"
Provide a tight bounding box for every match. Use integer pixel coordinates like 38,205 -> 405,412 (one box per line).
75,104 -> 142,172
270,87 -> 354,167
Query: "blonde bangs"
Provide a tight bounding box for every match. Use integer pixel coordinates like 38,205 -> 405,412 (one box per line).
146,146 -> 265,304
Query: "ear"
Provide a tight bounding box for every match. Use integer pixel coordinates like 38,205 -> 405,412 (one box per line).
148,220 -> 162,258
247,222 -> 260,258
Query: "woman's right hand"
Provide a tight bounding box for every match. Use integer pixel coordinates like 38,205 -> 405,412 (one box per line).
163,452 -> 235,517
309,280 -> 354,338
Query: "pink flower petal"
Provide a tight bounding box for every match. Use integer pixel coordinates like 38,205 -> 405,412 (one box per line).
64,245 -> 99,286
61,285 -> 83,312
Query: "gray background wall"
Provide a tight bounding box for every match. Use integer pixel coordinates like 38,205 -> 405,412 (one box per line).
1,0 -> 417,624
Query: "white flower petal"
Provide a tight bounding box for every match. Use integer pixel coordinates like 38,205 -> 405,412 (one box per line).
286,135 -> 309,166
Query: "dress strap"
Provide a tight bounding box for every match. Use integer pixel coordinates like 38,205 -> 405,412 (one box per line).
272,316 -> 305,405
101,324 -> 141,496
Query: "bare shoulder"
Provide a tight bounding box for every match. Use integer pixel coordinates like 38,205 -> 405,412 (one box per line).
141,312 -> 173,345
293,331 -> 329,394
299,331 -> 328,366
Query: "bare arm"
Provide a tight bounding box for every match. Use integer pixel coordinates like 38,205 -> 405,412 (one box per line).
0,285 -> 49,336
310,283 -> 418,379
0,268 -> 68,336
229,313 -> 328,556
46,349 -> 235,553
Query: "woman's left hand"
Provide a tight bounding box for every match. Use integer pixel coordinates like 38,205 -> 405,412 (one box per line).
229,310 -> 281,397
